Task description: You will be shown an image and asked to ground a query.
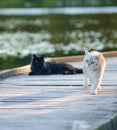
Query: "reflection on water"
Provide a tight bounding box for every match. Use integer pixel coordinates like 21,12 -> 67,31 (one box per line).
0,18 -> 50,29
0,12 -> 117,70
0,31 -> 52,57
0,7 -> 117,15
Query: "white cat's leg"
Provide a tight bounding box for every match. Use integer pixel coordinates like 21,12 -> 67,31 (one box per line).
91,85 -> 98,95
97,84 -> 101,91
91,78 -> 102,95
83,75 -> 89,88
97,74 -> 104,91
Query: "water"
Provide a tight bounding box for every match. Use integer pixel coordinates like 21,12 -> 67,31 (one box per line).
0,8 -> 117,71
1,7 -> 117,15
0,0 -> 117,8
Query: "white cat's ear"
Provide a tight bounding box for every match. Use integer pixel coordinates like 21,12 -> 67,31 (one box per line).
95,55 -> 100,60
84,48 -> 89,55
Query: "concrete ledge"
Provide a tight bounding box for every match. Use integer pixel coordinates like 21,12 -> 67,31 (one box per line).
0,51 -> 117,80
0,65 -> 30,80
96,115 -> 117,130
47,51 -> 117,62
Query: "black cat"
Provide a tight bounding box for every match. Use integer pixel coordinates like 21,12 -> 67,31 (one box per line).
29,55 -> 83,75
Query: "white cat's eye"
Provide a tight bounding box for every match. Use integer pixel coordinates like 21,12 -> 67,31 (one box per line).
91,61 -> 95,64
86,60 -> 89,63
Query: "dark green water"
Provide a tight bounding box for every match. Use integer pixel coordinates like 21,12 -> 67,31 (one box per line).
0,0 -> 117,8
0,13 -> 117,71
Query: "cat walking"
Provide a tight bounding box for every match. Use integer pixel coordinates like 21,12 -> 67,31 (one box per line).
83,49 -> 106,95
29,55 -> 83,75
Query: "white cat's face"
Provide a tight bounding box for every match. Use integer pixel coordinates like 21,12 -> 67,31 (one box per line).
84,50 -> 99,71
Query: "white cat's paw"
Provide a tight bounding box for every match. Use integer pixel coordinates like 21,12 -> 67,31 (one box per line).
98,87 -> 101,91
91,91 -> 97,95
83,85 -> 88,88
91,89 -> 98,95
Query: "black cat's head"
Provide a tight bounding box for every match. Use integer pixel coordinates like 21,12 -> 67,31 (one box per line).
31,54 -> 44,68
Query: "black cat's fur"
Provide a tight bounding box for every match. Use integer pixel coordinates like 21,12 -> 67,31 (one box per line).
29,55 -> 83,75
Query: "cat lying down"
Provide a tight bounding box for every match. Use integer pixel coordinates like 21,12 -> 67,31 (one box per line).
29,55 -> 83,75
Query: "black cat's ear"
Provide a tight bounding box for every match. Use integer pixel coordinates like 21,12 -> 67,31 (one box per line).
32,54 -> 37,59
39,55 -> 44,60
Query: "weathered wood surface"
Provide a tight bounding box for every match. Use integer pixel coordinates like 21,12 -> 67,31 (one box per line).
0,57 -> 117,130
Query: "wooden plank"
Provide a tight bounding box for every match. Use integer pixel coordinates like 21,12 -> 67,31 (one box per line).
0,57 -> 117,130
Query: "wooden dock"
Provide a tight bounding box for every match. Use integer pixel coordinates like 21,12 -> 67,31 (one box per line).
0,56 -> 117,130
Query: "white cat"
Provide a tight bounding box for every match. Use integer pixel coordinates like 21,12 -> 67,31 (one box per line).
83,49 -> 106,95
